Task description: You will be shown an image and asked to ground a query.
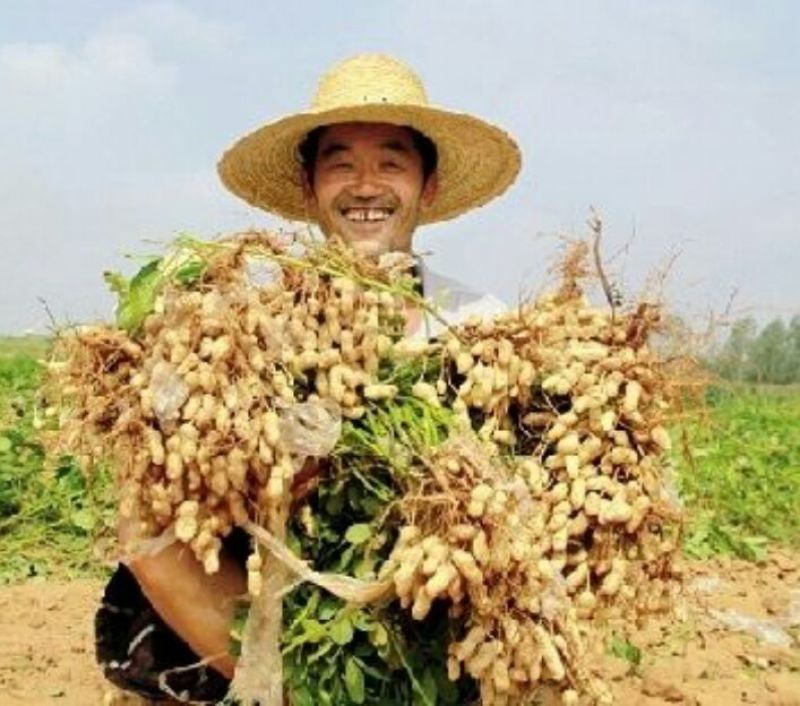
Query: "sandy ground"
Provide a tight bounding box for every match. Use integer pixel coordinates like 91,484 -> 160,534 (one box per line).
0,551 -> 797,706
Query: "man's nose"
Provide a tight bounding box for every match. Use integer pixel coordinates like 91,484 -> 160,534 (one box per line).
348,165 -> 383,197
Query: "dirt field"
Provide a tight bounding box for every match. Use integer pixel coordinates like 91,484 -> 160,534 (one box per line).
0,551 -> 797,706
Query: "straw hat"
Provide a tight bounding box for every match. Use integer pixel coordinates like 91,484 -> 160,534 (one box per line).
217,54 -> 521,225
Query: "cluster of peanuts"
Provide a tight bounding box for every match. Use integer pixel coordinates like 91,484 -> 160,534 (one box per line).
48,234 -> 426,572
381,439 -> 614,704
376,275 -> 682,703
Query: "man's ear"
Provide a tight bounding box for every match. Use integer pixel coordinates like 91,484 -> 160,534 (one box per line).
421,171 -> 438,208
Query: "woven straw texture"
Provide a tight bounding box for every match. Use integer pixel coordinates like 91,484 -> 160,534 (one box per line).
217,54 -> 521,225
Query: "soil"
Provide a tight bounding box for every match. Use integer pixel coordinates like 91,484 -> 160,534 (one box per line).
0,550 -> 797,706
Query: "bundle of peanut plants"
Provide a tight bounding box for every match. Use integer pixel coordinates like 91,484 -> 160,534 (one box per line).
45,231 -> 683,706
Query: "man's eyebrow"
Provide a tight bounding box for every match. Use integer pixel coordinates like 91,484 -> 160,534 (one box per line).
319,142 -> 350,159
381,139 -> 412,154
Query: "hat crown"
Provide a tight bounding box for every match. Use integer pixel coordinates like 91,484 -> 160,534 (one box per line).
311,54 -> 429,111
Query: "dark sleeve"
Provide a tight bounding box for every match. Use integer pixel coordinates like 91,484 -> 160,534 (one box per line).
94,528 -> 251,703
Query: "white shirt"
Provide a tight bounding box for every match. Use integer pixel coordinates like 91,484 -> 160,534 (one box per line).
413,263 -> 507,340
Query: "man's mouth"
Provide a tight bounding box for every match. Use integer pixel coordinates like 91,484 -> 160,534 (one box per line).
340,207 -> 395,223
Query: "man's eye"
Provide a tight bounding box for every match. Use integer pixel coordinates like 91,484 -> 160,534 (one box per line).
330,161 -> 353,171
382,161 -> 403,171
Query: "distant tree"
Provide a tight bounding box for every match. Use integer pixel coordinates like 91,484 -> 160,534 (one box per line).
713,317 -> 757,382
749,319 -> 791,383
710,316 -> 800,384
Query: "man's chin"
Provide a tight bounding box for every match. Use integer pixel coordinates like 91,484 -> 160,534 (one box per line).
346,238 -> 388,259
333,226 -> 394,258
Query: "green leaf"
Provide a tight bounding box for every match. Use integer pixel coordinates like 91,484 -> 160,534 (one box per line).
307,640 -> 335,664
56,459 -> 85,493
345,523 -> 372,545
344,657 -> 365,704
0,436 -> 11,453
297,618 -> 327,644
175,259 -> 207,286
419,668 -> 438,705
351,611 -> 374,632
106,258 -> 164,333
354,556 -> 376,579
317,596 -> 340,621
329,615 -> 354,645
70,508 -> 95,532
337,545 -> 355,571
368,622 -> 389,647
609,634 -> 642,666
129,257 -> 162,288
102,270 -> 129,297
290,685 -> 314,706
286,529 -> 303,557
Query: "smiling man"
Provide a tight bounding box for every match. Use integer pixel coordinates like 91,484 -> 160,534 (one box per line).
300,121 -> 439,258
96,54 -> 520,703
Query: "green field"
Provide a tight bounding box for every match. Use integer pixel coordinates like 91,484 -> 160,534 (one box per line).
0,337 -> 112,582
0,334 -> 50,360
0,336 -> 798,583
677,385 -> 800,559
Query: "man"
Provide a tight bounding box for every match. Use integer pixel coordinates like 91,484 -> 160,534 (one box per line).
96,54 -> 520,703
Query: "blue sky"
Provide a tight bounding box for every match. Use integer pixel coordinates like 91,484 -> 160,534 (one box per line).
1,1 -> 798,332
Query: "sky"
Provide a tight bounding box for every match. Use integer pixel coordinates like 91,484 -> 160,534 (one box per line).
0,1 -> 798,333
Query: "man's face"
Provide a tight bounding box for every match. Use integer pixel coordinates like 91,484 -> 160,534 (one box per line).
303,122 -> 437,258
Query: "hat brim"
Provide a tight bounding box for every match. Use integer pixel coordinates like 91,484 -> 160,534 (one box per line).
217,103 -> 521,225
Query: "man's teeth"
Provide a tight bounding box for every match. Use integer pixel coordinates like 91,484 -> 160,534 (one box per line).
343,208 -> 392,222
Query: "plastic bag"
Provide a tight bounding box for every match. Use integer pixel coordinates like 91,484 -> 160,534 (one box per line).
708,608 -> 793,647
280,398 -> 342,461
148,360 -> 189,424
244,256 -> 282,288
230,401 -> 342,705
541,574 -> 568,621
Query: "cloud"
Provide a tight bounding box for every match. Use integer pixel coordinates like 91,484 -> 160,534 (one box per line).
0,2 -> 242,176
0,32 -> 175,97
0,3 -> 237,132
0,42 -> 69,84
0,31 -> 177,181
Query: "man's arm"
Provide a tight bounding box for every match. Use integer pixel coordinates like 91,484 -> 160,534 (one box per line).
122,522 -> 245,679
117,458 -> 324,681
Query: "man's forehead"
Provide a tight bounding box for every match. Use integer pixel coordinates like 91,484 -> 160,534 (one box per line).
316,122 -> 416,149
